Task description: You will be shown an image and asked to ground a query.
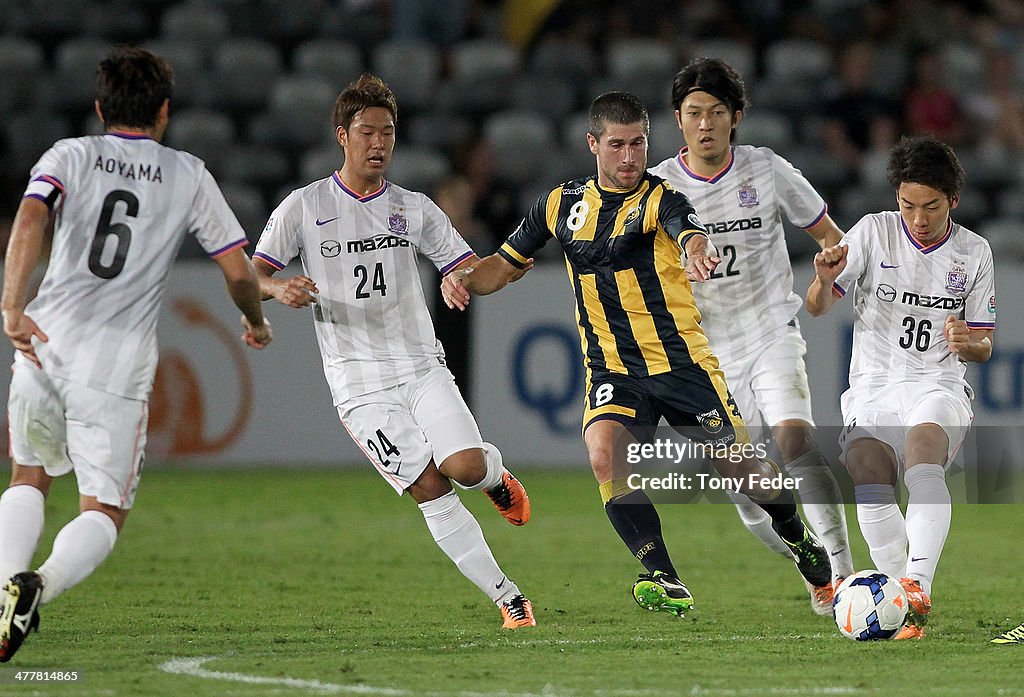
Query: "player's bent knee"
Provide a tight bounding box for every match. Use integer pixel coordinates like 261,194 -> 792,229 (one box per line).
904,423 -> 949,467
8,464 -> 54,497
437,447 -> 487,487
844,439 -> 897,486
771,419 -> 816,462
79,497 -> 128,533
406,463 -> 455,504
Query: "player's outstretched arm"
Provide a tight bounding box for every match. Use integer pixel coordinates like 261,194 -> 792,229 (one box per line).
805,244 -> 848,317
805,214 -> 844,249
253,257 -> 318,308
215,248 -> 272,349
441,253 -> 533,311
682,233 -> 720,282
1,197 -> 51,367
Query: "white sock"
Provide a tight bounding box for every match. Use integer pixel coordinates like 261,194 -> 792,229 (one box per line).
904,463 -> 950,595
0,485 -> 46,582
458,442 -> 506,492
418,490 -> 519,604
730,494 -> 795,559
855,484 -> 907,579
37,511 -> 118,605
788,450 -> 854,579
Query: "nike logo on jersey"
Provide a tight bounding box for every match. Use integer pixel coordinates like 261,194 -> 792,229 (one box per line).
910,556 -> 928,562
316,216 -> 339,226
880,261 -> 900,269
495,575 -> 507,590
830,548 -> 846,557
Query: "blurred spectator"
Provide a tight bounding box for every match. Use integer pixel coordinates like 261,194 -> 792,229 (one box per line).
820,41 -> 900,178
904,48 -> 965,145
391,0 -> 469,46
458,139 -> 520,251
435,175 -> 489,249
967,50 -> 1024,156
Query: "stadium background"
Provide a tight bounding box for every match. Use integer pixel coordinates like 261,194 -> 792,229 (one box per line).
0,0 -> 1021,471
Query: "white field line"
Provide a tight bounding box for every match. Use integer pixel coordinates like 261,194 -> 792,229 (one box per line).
160,656 -> 874,697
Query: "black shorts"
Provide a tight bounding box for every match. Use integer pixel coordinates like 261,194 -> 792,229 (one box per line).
583,357 -> 749,446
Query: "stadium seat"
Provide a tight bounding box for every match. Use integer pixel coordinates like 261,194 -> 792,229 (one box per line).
82,1 -> 149,42
5,0 -> 87,41
837,184 -> 894,227
164,108 -> 236,175
385,146 -> 450,194
941,42 -> 985,93
159,1 -> 230,60
222,182 -> 269,241
49,37 -> 111,110
235,0 -> 328,43
299,146 -> 341,184
0,36 -> 45,113
978,217 -> 1024,260
209,39 -> 284,112
371,41 -> 441,112
248,77 -> 337,149
141,40 -> 208,108
483,111 -> 556,152
528,38 -> 599,84
687,39 -> 756,81
4,112 -> 73,176
511,75 -> 578,121
764,39 -> 831,84
451,38 -> 521,83
648,110 -> 682,164
221,144 -> 291,189
295,39 -> 363,87
405,111 -> 474,150
560,110 -> 592,150
607,38 -> 675,82
784,144 -> 849,192
735,110 -> 794,152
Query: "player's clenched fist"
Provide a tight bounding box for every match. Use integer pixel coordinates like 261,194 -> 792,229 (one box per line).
273,275 -> 319,308
813,243 -> 848,284
943,314 -> 970,354
442,269 -> 472,311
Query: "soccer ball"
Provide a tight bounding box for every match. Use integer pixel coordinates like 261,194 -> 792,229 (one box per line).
832,570 -> 908,641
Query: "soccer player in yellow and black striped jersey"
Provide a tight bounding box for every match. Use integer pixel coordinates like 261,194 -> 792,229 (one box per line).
441,91 -> 831,616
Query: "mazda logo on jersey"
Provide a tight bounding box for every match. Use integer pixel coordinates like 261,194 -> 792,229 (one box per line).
321,240 -> 342,257
876,284 -> 897,302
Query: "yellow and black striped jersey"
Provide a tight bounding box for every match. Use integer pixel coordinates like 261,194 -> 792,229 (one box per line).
499,172 -> 714,378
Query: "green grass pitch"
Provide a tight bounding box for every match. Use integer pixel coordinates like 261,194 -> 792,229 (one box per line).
0,467 -> 1018,696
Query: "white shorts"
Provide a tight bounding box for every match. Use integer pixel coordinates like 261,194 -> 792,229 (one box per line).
719,322 -> 814,434
337,366 -> 483,494
7,363 -> 148,509
839,381 -> 973,467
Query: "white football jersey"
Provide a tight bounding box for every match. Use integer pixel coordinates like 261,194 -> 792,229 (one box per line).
833,212 -> 996,391
254,173 -> 473,404
20,133 -> 248,400
650,145 -> 826,361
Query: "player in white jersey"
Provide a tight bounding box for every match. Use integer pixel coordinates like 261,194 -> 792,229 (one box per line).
252,74 -> 535,629
807,136 -> 995,639
650,58 -> 853,613
0,47 -> 272,662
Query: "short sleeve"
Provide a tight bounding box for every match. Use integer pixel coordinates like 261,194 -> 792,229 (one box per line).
499,189 -> 555,269
253,190 -> 303,270
771,151 -> 827,229
187,168 -> 248,258
832,215 -> 871,298
415,194 -> 474,274
966,243 -> 996,330
24,140 -> 74,210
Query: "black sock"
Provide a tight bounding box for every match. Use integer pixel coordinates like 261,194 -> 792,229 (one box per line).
758,488 -> 805,544
605,489 -> 678,577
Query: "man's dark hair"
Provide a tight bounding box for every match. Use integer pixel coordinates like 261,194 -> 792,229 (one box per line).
332,73 -> 398,131
671,57 -> 749,115
885,136 -> 966,200
95,46 -> 174,128
588,91 -> 649,140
